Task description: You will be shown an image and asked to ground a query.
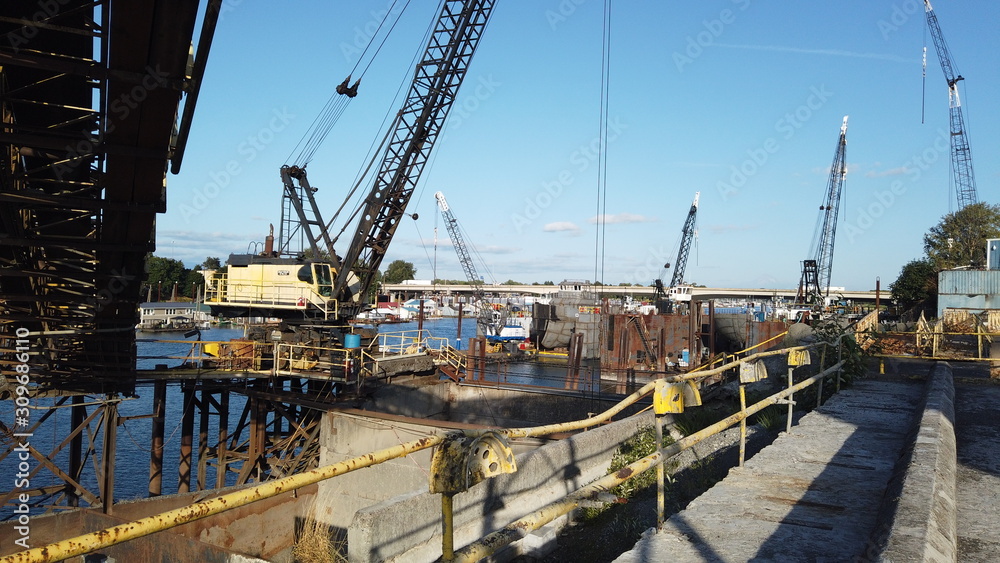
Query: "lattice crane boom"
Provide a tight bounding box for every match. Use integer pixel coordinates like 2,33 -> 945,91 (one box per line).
435,191 -> 500,339
334,0 -> 495,313
815,116 -> 848,296
669,192 -> 700,289
924,0 -> 977,209
799,116 -> 848,304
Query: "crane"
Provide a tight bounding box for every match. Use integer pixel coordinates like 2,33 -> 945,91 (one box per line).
435,191 -> 513,342
924,0 -> 977,209
798,116 -> 848,305
207,0 -> 496,325
655,192 -> 699,313
331,0 -> 495,318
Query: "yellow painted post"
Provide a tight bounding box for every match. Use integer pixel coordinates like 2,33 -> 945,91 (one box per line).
816,343 -> 827,408
738,384 -> 747,467
442,493 -> 455,562
655,413 -> 665,528
786,368 -> 794,434
837,342 -> 844,392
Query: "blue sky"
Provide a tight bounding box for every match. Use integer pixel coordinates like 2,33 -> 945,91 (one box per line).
159,0 -> 1000,291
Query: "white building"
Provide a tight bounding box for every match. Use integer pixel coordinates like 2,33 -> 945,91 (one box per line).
138,302 -> 213,331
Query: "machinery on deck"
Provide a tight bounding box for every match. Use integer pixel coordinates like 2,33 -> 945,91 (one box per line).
205,0 -> 496,339
924,0 -> 977,209
797,116 -> 848,306
655,192 -> 699,313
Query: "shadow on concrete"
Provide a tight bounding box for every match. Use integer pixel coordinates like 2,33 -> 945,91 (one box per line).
750,363 -> 930,561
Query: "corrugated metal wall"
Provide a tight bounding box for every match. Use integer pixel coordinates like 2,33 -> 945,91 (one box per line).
937,270 -> 1000,317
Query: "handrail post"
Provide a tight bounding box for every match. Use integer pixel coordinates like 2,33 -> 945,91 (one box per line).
655,411 -> 665,528
738,383 -> 747,466
786,367 -> 794,434
442,493 -> 455,562
816,342 -> 825,409
836,334 -> 845,393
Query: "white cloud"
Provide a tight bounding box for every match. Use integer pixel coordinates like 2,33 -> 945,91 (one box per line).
864,166 -> 909,178
543,221 -> 581,233
714,43 -> 915,64
588,213 -> 656,225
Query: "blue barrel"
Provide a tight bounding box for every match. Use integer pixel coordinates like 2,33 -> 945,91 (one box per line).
344,333 -> 361,349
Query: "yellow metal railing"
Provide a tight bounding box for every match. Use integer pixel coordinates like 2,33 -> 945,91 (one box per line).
271,342 -> 366,383
6,342 -> 844,563
436,344 -> 468,374
374,329 -> 451,356
137,338 -> 270,372
450,357 -> 843,562
204,272 -> 337,320
689,330 -> 789,373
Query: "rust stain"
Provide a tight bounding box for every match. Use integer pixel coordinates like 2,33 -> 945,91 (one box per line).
614,467 -> 634,479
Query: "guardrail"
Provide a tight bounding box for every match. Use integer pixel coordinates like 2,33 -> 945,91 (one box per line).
374,329 -> 451,357
5,340 -> 845,563
137,338 -> 270,371
204,272 -> 337,320
869,329 -> 1000,361
271,342 -> 365,383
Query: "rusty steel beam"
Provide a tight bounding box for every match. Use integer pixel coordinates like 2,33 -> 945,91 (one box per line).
148,380 -> 166,496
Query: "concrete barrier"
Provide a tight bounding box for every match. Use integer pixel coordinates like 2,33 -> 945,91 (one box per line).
877,362 -> 957,562
347,411 -> 657,562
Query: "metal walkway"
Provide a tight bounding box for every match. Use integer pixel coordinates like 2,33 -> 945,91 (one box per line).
614,377 -> 925,562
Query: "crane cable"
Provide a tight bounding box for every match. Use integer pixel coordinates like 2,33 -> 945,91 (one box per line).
327,0 -> 497,253
322,1 -> 444,248
593,0 -> 612,286
285,0 -> 414,166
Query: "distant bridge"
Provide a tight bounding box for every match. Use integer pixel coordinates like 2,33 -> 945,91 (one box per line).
382,282 -> 884,303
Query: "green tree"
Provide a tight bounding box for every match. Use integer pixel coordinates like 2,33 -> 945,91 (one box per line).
145,255 -> 186,300
367,269 -> 383,303
890,258 -> 938,311
183,269 -> 206,299
201,256 -> 222,270
924,202 -> 1000,269
383,260 -> 416,283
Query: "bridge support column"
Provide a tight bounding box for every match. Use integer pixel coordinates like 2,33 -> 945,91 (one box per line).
149,380 -> 166,496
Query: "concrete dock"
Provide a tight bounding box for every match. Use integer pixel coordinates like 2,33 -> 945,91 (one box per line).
613,362 -> 977,562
